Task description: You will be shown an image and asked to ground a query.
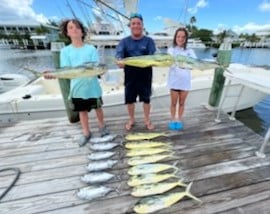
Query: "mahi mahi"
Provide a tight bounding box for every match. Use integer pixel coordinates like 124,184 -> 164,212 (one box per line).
125,132 -> 167,141
131,180 -> 187,197
128,163 -> 178,175
125,140 -> 170,149
121,54 -> 220,70
24,62 -> 106,79
126,147 -> 170,157
133,182 -> 202,213
127,153 -> 173,166
128,171 -> 179,187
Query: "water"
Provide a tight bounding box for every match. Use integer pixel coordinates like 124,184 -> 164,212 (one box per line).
0,47 -> 269,135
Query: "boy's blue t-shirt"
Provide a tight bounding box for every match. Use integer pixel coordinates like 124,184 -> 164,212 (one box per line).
60,44 -> 102,99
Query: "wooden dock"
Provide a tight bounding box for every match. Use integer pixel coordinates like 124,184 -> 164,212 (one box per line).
1,106 -> 270,214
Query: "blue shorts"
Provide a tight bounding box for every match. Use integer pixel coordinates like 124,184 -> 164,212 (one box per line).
71,97 -> 103,112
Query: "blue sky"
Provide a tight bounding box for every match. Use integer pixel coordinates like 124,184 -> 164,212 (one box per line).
1,0 -> 270,35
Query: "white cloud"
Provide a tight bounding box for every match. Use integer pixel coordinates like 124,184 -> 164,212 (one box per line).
188,0 -> 208,14
213,22 -> 270,35
0,0 -> 48,23
258,0 -> 270,12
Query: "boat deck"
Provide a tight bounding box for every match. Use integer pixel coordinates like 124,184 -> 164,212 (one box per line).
1,106 -> 270,214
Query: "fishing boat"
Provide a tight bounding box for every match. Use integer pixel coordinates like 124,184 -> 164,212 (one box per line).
0,63 -> 269,123
0,73 -> 30,94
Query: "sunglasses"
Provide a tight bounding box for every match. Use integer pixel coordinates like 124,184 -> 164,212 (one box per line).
130,13 -> 143,21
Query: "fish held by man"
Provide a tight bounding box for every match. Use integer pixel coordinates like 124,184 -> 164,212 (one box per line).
24,62 -> 107,79
131,179 -> 187,197
121,54 -> 220,70
133,182 -> 202,214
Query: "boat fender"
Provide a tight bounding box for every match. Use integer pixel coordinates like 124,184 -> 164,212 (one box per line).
22,94 -> 31,99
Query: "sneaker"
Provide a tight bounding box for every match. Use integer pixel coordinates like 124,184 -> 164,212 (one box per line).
99,125 -> 110,137
175,121 -> 183,130
168,121 -> 175,130
78,133 -> 91,147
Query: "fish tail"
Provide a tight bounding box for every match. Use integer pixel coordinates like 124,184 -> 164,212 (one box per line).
177,179 -> 187,187
184,182 -> 202,204
23,67 -> 42,77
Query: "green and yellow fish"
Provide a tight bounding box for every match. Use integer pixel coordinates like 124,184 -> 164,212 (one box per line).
131,180 -> 187,197
127,172 -> 179,187
133,182 -> 202,214
126,147 -> 170,157
127,153 -> 173,166
121,54 -> 220,70
125,140 -> 170,149
128,163 -> 178,176
24,62 -> 106,79
125,132 -> 167,141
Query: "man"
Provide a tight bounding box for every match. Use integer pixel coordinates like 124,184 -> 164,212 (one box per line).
115,13 -> 156,130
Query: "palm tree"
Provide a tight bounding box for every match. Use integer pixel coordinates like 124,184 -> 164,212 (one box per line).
189,16 -> 196,33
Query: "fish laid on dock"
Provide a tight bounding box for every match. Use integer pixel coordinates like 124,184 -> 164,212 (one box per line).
76,185 -> 113,201
131,180 -> 187,197
128,172 -> 179,187
128,163 -> 178,176
133,182 -> 202,214
121,54 -> 220,70
81,172 -> 115,184
24,62 -> 106,79
90,134 -> 119,144
86,159 -> 118,172
88,142 -> 121,151
125,132 -> 167,141
125,140 -> 170,149
127,153 -> 173,166
126,147 -> 170,157
88,151 -> 116,161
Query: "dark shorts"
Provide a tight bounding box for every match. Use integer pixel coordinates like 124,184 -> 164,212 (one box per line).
125,82 -> 152,104
71,97 -> 103,112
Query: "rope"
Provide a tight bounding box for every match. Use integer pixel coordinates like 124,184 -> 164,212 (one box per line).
0,168 -> 21,201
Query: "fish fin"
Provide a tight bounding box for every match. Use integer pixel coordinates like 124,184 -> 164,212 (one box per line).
23,67 -> 42,77
177,179 -> 187,187
185,182 -> 202,204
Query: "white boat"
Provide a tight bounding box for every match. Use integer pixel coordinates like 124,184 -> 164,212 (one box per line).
0,73 -> 30,94
0,63 -> 269,123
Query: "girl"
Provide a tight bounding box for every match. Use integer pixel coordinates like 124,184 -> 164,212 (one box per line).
167,28 -> 197,130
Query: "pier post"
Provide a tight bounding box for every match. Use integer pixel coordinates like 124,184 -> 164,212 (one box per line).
208,41 -> 232,107
51,42 -> 80,123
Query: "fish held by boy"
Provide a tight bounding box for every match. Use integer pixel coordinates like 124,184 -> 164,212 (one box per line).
120,54 -> 220,70
24,62 -> 107,79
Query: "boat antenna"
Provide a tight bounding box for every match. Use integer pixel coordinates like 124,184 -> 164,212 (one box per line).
66,0 -> 78,19
94,0 -> 130,21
